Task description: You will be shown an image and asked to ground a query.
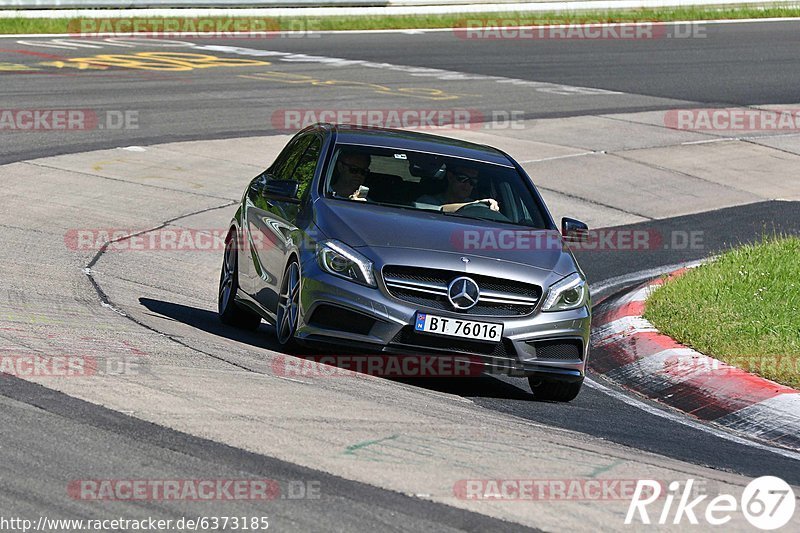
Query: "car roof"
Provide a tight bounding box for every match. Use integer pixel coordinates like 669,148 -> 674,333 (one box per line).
318,123 -> 515,167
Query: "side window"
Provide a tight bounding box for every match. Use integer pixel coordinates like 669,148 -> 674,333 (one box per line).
273,136 -> 312,181
290,136 -> 322,201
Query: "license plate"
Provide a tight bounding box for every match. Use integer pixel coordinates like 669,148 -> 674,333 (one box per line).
414,312 -> 503,342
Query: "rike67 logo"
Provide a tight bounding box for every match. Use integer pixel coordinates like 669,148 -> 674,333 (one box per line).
626,476 -> 796,529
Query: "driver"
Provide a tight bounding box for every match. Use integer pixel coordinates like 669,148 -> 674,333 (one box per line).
330,150 -> 371,199
415,163 -> 499,212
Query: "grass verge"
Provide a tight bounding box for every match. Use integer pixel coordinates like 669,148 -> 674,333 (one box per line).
1,6 -> 800,35
644,235 -> 800,389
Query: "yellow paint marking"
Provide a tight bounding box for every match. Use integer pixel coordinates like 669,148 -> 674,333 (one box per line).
241,71 -> 316,84
239,72 -> 463,101
67,52 -> 270,72
0,62 -> 39,72
92,161 -> 110,172
396,87 -> 465,101
38,60 -> 107,70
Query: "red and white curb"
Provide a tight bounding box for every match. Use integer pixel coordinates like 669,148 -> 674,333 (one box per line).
590,268 -> 800,451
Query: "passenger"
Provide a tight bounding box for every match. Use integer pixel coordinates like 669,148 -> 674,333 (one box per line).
416,163 -> 499,212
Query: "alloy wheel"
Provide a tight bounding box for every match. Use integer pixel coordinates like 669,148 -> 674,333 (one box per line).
276,261 -> 300,345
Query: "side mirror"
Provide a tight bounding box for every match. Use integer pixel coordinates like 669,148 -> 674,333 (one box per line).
562,217 -> 589,243
264,179 -> 301,203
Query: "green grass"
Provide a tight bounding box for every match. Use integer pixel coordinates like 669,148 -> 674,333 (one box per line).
2,6 -> 800,34
644,235 -> 800,389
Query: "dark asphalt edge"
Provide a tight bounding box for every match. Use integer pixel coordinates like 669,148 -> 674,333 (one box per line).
0,129 -> 280,167
0,375 -> 540,533
0,103 -> 717,167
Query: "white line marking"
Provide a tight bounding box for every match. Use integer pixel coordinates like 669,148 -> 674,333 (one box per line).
519,151 -> 599,164
21,38 -> 104,49
585,377 -> 800,461
682,133 -> 800,144
604,347 -> 700,387
590,258 -> 708,300
274,375 -> 311,385
680,138 -> 731,145
626,284 -> 658,302
195,43 -> 620,96
715,394 -> 800,439
591,315 -> 658,347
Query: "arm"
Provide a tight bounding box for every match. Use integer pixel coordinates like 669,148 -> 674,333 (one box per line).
440,198 -> 499,213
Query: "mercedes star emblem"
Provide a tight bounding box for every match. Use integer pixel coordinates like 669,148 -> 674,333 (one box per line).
447,276 -> 480,310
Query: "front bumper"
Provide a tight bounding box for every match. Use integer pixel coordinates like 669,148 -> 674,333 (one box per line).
295,258 -> 590,380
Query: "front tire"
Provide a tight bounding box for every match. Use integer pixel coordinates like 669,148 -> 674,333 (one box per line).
275,259 -> 301,348
218,233 -> 262,330
528,377 -> 583,402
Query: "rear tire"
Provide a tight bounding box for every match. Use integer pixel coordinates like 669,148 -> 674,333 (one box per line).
528,377 -> 583,402
218,233 -> 262,330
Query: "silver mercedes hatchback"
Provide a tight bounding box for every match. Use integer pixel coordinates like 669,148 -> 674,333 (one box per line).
218,123 -> 591,401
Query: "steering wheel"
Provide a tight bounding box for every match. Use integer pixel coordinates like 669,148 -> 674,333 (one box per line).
454,202 -> 511,223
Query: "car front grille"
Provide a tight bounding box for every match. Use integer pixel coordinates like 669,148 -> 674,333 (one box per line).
382,265 -> 540,317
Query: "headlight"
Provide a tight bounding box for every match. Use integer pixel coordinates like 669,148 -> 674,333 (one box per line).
316,240 -> 376,287
541,272 -> 588,312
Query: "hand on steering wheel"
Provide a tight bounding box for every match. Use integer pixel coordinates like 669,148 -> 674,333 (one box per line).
472,198 -> 500,212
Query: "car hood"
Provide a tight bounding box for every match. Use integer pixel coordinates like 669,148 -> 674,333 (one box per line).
313,198 -> 575,275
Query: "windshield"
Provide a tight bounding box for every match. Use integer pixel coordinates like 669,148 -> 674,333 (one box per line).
323,143 -> 550,228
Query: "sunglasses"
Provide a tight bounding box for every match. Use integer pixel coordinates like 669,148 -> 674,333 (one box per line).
340,161 -> 370,176
453,173 -> 479,187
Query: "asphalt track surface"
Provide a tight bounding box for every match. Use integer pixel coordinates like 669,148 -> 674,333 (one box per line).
2,20 -> 800,163
2,21 -> 800,529
0,377 -> 534,532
